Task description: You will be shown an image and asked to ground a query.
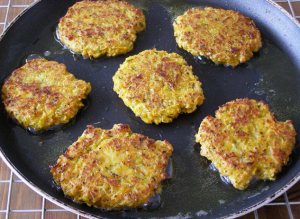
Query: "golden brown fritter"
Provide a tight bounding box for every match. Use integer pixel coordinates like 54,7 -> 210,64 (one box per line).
50,124 -> 173,209
1,59 -> 91,131
173,7 -> 262,67
113,49 -> 205,124
58,0 -> 146,58
195,98 -> 296,190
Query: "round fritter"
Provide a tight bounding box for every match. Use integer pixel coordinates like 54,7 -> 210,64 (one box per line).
1,59 -> 91,131
173,7 -> 262,67
113,49 -> 205,124
195,98 -> 296,190
50,124 -> 173,209
58,0 -> 146,58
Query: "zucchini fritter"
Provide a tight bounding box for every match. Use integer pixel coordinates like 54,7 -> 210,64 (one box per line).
58,0 -> 146,58
173,7 -> 262,67
1,59 -> 91,131
50,124 -> 173,209
195,98 -> 296,190
113,49 -> 205,124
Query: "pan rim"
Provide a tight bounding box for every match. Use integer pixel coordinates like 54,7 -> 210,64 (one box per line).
0,0 -> 299,218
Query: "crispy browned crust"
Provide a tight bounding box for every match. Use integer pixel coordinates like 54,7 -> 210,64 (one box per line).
1,59 -> 91,131
113,49 -> 205,124
173,7 -> 262,67
195,98 -> 296,190
58,0 -> 146,58
50,124 -> 173,209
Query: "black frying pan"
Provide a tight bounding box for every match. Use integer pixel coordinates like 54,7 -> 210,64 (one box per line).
1,0 -> 300,218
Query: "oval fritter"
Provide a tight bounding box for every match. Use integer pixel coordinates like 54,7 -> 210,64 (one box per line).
195,98 -> 296,190
173,7 -> 262,67
58,0 -> 146,58
1,59 -> 91,131
113,49 -> 205,124
50,124 -> 173,209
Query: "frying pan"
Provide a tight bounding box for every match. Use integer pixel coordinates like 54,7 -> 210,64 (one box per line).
0,0 -> 300,218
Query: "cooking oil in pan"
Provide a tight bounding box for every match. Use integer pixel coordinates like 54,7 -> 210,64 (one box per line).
165,158 -> 174,179
19,54 -> 45,66
141,193 -> 162,210
26,117 -> 76,135
44,51 -> 51,57
209,164 -> 261,188
139,158 -> 174,210
52,24 -> 84,59
149,0 -> 205,22
93,118 -> 110,127
129,115 -> 144,126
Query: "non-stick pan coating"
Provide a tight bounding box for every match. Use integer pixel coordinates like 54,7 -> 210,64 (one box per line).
0,0 -> 300,218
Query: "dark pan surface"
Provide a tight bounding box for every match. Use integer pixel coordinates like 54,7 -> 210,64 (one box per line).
1,0 -> 300,218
